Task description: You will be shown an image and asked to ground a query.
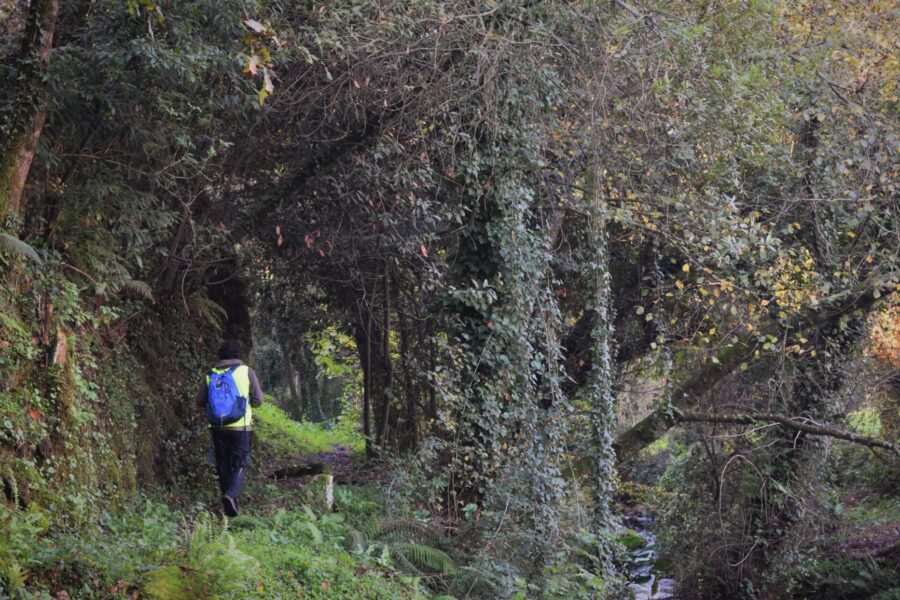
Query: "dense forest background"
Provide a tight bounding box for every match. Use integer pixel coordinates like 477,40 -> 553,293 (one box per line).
1,0 -> 897,598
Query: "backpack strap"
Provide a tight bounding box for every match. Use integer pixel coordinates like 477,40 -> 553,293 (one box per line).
209,365 -> 239,376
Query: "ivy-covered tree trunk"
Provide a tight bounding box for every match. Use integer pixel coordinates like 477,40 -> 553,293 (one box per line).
0,0 -> 59,224
585,165 -> 618,559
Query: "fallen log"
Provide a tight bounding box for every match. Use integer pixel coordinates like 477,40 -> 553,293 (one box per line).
271,463 -> 326,478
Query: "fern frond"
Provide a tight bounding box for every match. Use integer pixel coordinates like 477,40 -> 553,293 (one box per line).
304,521 -> 324,545
445,567 -> 494,597
390,543 -> 458,575
376,518 -> 444,546
346,526 -> 367,553
0,232 -> 40,263
187,292 -> 227,330
389,544 -> 419,574
122,279 -> 153,299
186,512 -> 258,585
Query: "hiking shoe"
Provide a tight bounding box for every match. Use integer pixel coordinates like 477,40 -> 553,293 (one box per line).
222,495 -> 239,517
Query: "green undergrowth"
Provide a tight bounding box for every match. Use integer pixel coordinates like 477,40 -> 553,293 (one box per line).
0,485 -> 441,599
253,400 -> 364,457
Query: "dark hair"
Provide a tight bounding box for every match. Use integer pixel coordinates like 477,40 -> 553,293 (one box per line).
217,338 -> 244,361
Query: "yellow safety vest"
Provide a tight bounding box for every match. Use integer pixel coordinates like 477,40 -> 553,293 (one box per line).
206,365 -> 252,429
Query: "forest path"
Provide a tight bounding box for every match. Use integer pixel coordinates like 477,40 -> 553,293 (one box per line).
262,443 -> 387,495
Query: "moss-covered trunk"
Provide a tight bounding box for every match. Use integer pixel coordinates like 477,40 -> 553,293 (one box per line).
0,0 -> 59,224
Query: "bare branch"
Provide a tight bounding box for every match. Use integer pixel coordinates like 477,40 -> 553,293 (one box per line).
676,411 -> 900,457
615,280 -> 887,463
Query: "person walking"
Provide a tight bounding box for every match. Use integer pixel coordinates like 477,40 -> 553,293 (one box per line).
196,338 -> 264,517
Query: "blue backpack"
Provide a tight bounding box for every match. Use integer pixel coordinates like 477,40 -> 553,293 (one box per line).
206,366 -> 248,426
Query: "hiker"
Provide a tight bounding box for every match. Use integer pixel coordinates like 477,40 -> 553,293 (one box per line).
196,338 -> 265,517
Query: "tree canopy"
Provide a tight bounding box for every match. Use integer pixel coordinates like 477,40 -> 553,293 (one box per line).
1,0 -> 897,597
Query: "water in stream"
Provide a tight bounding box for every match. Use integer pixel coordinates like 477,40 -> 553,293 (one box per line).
622,514 -> 677,600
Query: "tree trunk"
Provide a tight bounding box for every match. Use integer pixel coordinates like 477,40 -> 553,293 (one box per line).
377,266 -> 393,446
585,163 -> 618,555
397,287 -> 418,449
281,341 -> 303,421
1,0 -> 59,224
360,310 -> 374,457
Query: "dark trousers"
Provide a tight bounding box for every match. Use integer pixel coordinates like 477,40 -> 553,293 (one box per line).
211,429 -> 250,499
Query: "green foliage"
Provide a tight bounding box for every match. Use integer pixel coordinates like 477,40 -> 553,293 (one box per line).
253,401 -> 363,456
4,493 -> 433,599
613,530 -> 645,552
847,408 -> 882,437
34,499 -> 180,595
801,556 -> 900,600
144,513 -> 259,600
0,503 -> 49,596
390,543 -> 457,576
206,500 -> 430,599
0,232 -> 40,263
187,291 -> 228,331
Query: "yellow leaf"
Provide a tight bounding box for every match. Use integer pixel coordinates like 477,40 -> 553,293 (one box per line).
682,263 -> 690,273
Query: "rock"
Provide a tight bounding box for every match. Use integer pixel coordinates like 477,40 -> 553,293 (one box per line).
300,473 -> 334,512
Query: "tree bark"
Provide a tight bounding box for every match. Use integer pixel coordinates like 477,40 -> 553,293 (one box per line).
377,266 -> 393,446
1,0 -> 59,224
281,340 -> 303,421
361,310 -> 374,457
397,287 -> 418,450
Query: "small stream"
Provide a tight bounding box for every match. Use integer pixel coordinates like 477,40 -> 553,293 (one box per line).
622,514 -> 677,599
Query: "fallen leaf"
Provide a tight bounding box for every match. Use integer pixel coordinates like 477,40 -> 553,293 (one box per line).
246,55 -> 259,77
244,19 -> 265,33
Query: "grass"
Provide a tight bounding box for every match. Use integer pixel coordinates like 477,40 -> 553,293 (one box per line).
253,400 -> 365,457
2,488 -> 433,599
843,496 -> 900,527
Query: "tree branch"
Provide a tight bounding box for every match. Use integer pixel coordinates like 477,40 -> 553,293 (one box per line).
676,411 -> 900,456
614,281 -> 885,463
